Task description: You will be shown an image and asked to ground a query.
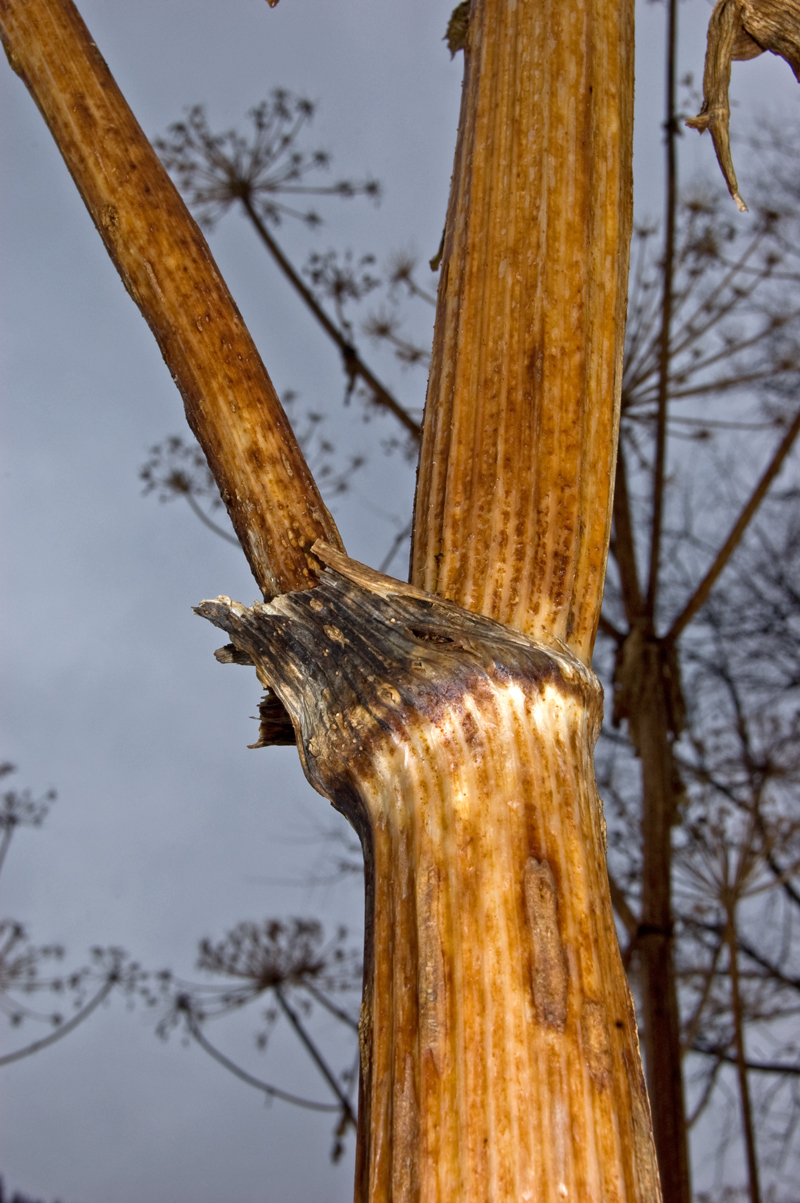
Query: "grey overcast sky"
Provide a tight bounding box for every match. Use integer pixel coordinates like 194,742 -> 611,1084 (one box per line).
1,2 -> 798,1201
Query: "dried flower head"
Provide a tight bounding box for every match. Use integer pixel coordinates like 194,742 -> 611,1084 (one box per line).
156,93 -> 379,229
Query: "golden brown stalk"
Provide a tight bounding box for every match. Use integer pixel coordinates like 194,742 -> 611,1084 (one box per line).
0,0 -> 342,598
199,544 -> 662,1202
412,0 -> 635,665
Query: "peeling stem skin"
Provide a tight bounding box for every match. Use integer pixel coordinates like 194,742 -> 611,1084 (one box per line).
411,0 -> 635,665
198,546 -> 662,1202
0,0 -> 342,598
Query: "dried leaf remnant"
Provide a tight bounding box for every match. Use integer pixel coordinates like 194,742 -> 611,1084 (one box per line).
687,0 -> 800,210
445,1 -> 470,58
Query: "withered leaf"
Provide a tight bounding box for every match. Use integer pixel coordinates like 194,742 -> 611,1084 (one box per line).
687,0 -> 800,211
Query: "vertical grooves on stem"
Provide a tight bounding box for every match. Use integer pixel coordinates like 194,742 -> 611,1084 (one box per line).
411,0 -> 634,662
197,555 -> 660,1201
357,681 -> 659,1199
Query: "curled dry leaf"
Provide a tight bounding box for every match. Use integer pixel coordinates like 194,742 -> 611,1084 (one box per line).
445,1 -> 470,57
687,0 -> 800,211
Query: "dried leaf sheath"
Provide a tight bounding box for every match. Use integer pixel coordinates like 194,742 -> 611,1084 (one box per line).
199,544 -> 662,1201
0,0 -> 342,598
412,0 -> 635,664
687,0 -> 800,210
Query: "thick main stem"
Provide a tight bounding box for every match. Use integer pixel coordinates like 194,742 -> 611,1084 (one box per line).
199,546 -> 662,1201
412,0 -> 634,662
357,672 -> 655,1200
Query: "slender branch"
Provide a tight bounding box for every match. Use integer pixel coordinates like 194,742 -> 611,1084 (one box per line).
0,825 -> 14,881
693,1042 -> 800,1077
726,905 -> 762,1203
607,869 -> 639,937
623,230 -> 663,372
766,852 -> 800,911
686,1053 -> 725,1127
597,612 -> 625,641
378,520 -> 413,575
274,986 -> 356,1124
683,915 -> 800,994
184,1014 -> 342,1112
668,307 -> 800,378
0,923 -> 22,963
185,494 -> 241,546
398,276 -> 437,307
680,936 -> 724,1057
611,443 -> 644,625
633,366 -> 800,407
668,403 -> 800,641
665,235 -> 770,361
239,197 -> 421,440
646,0 -> 680,618
300,981 -> 360,1033
0,976 -> 114,1067
666,416 -> 782,432
0,0 -> 342,597
737,934 -> 800,992
626,240 -> 766,398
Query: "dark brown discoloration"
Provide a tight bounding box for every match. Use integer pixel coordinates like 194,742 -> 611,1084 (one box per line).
249,690 -> 296,747
196,544 -> 598,817
524,857 -> 569,1031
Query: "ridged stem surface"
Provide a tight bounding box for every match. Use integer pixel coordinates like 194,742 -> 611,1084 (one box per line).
411,0 -> 634,662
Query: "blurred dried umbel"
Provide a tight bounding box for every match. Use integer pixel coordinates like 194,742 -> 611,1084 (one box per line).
0,766 -> 153,1068
155,93 -> 379,230
154,918 -> 361,1162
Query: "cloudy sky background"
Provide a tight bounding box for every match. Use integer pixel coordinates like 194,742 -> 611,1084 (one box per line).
1,1 -> 798,1200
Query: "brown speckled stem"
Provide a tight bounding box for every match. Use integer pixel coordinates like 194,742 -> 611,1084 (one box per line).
412,0 -> 635,665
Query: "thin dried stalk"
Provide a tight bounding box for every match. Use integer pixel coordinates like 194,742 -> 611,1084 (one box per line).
0,0 -> 342,598
725,907 -> 762,1203
411,0 -> 635,664
668,402 -> 800,641
237,197 -> 421,438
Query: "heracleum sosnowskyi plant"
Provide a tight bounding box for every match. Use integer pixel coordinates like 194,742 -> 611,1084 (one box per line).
0,0 -> 666,1197
135,12 -> 800,1193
